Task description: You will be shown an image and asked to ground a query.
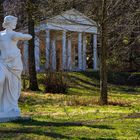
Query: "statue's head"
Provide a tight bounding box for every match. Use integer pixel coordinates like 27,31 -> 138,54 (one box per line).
2,15 -> 18,30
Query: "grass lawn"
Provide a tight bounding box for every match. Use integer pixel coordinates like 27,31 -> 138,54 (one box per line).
0,71 -> 140,140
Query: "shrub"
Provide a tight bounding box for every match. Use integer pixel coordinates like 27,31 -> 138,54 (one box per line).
21,73 -> 29,91
107,71 -> 129,85
127,73 -> 140,86
45,71 -> 69,94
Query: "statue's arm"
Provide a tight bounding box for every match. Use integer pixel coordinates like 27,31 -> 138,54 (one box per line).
12,32 -> 32,41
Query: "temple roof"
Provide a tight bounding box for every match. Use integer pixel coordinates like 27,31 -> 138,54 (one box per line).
36,9 -> 97,33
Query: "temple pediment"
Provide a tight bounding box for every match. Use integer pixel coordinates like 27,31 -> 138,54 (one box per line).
36,9 -> 97,33
48,9 -> 97,26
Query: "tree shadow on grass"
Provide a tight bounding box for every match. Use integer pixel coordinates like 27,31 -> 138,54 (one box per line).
68,75 -> 100,96
70,72 -> 139,96
95,138 -> 117,140
70,75 -> 99,87
0,128 -> 71,139
0,128 -> 95,140
0,119 -> 116,140
13,119 -> 115,130
115,86 -> 139,93
70,78 -> 99,92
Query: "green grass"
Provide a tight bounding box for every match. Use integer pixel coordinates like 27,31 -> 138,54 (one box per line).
0,71 -> 140,140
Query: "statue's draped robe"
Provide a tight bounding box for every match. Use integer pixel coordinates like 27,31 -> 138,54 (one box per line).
0,55 -> 22,112
0,31 -> 23,113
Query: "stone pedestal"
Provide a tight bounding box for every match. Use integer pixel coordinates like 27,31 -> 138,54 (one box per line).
0,111 -> 20,122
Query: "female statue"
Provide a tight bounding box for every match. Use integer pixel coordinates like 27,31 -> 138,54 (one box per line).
0,15 -> 32,118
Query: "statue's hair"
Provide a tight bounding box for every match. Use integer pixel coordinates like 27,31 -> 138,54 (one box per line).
2,15 -> 17,29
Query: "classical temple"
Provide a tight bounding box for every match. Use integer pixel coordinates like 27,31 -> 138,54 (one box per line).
21,9 -> 98,72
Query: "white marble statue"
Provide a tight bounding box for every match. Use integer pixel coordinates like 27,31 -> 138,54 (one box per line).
0,15 -> 32,120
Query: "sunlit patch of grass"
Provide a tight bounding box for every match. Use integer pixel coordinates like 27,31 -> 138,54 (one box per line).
1,71 -> 140,139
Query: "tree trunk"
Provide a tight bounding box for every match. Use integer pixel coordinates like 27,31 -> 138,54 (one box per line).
100,0 -> 108,105
0,1 -> 4,31
28,8 -> 39,91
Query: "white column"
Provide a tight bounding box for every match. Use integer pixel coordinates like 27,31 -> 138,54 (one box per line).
93,34 -> 98,70
46,29 -> 50,69
73,46 -> 76,69
35,36 -> 40,72
62,30 -> 67,70
82,34 -> 86,70
23,41 -> 28,73
51,39 -> 56,71
78,32 -> 82,70
67,38 -> 72,71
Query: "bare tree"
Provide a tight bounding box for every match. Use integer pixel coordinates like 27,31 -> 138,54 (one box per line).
99,0 -> 108,105
26,0 -> 39,90
0,0 -> 4,31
